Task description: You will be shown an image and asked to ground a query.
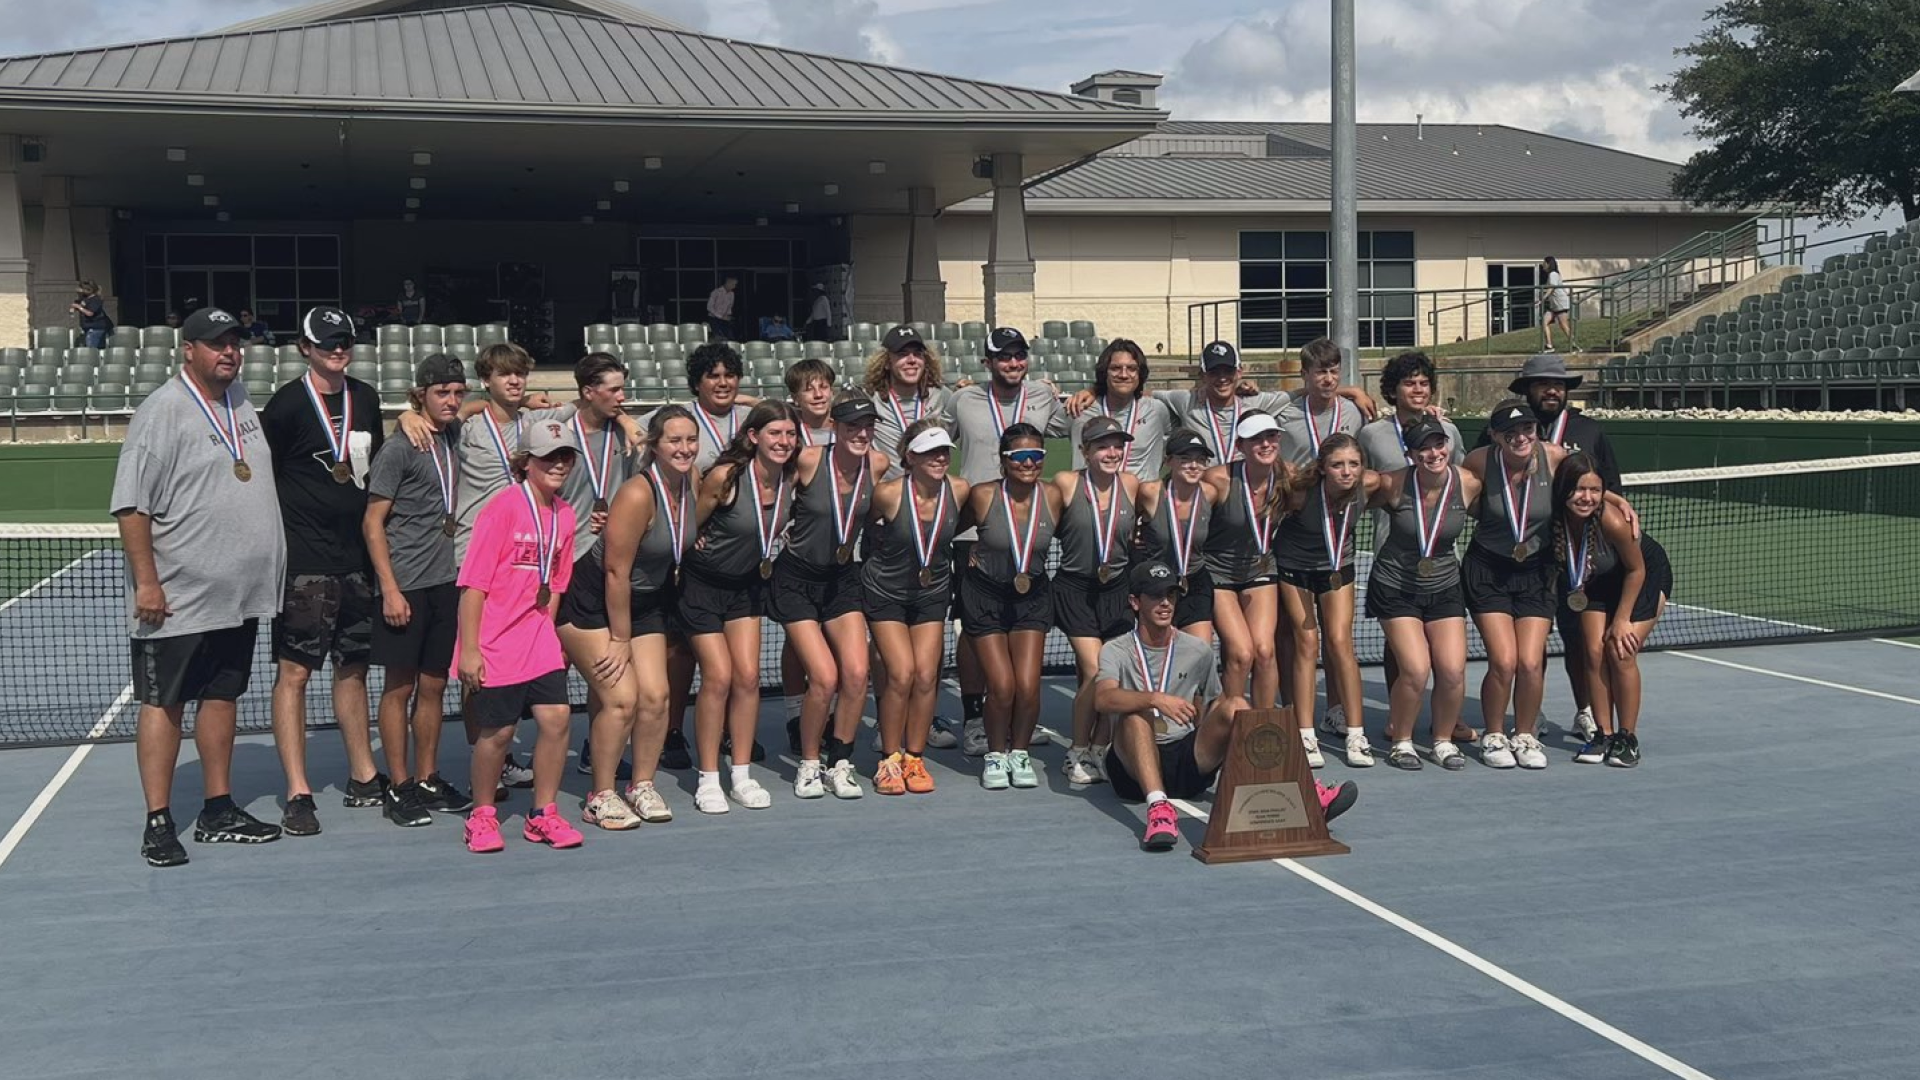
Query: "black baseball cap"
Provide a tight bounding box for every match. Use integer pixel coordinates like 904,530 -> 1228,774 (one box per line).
1166,429 -> 1213,459
882,325 -> 924,354
830,395 -> 879,425
181,307 -> 242,344
415,353 -> 467,388
1400,414 -> 1449,448
1129,560 -> 1182,597
302,306 -> 357,346
987,327 -> 1029,357
1487,398 -> 1537,434
1201,340 -> 1240,370
1079,416 -> 1135,446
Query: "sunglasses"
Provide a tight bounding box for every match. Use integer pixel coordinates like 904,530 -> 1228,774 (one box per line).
992,350 -> 1030,362
1001,449 -> 1047,466
315,336 -> 355,353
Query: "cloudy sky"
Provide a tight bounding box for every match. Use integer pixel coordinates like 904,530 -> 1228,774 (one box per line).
0,0 -> 1900,233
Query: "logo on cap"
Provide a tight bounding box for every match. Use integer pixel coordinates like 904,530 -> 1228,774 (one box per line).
1209,343 -> 1228,356
208,310 -> 234,324
1147,564 -> 1172,580
544,422 -> 563,438
321,311 -> 343,326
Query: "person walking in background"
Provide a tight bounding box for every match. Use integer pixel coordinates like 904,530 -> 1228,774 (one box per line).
705,274 -> 738,341
1540,257 -> 1571,352
805,283 -> 832,342
113,307 -> 287,867
71,281 -> 112,349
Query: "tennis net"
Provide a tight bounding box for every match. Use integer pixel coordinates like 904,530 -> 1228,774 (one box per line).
3,451 -> 1916,747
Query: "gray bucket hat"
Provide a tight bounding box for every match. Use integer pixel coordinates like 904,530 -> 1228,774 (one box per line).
1509,352 -> 1583,393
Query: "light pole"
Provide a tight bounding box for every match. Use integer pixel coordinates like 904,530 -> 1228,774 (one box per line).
1331,0 -> 1358,384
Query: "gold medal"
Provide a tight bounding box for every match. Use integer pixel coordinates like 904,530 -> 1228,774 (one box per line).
1512,541 -> 1533,561
836,543 -> 854,565
760,558 -> 775,580
1177,575 -> 1189,594
592,498 -> 609,514
442,514 -> 458,538
331,460 -> 352,484
1096,565 -> 1113,585
1567,590 -> 1589,612
672,565 -> 682,588
233,461 -> 252,482
1013,572 -> 1032,595
919,567 -> 936,588
1417,558 -> 1437,576
537,585 -> 552,607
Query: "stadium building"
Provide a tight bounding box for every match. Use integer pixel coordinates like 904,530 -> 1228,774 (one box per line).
0,0 -> 1745,359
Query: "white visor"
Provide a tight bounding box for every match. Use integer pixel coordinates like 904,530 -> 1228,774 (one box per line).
1235,413 -> 1281,441
907,427 -> 955,454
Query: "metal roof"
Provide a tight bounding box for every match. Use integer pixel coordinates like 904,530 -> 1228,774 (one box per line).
218,0 -> 689,34
0,3 -> 1163,125
1901,68 -> 1920,92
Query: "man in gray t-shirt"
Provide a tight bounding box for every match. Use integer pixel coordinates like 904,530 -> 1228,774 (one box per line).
946,327 -> 1069,485
561,354 -> 633,558
112,306 -> 289,865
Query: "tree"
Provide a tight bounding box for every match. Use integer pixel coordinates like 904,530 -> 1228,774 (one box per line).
1662,0 -> 1920,223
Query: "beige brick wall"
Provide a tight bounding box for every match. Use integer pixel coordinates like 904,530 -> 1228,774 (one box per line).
0,287 -> 27,349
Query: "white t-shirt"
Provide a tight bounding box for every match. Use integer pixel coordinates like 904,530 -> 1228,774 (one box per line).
809,294 -> 831,323
706,286 -> 734,320
1547,272 -> 1569,311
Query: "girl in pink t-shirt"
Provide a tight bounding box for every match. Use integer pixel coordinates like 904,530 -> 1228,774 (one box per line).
456,420 -> 582,852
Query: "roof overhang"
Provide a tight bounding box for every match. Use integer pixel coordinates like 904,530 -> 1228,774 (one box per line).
944,197 -> 1712,215
218,0 -> 689,34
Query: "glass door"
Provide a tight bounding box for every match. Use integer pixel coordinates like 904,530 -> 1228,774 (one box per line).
1488,264 -> 1538,335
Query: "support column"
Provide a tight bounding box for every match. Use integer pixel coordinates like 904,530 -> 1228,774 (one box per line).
982,152 -> 1035,332
901,186 -> 946,322
0,139 -> 29,348
30,175 -> 79,331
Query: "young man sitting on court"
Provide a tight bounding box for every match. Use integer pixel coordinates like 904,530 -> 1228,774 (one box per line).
1095,561 -> 1358,852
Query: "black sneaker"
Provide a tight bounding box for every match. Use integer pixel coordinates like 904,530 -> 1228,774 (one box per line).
383,781 -> 434,827
416,773 -> 474,814
343,773 -> 389,808
1608,731 -> 1641,768
281,794 -> 322,836
721,735 -> 767,764
786,717 -> 802,755
1574,736 -> 1609,765
141,815 -> 189,867
660,730 -> 692,770
194,804 -> 283,844
575,738 -> 634,781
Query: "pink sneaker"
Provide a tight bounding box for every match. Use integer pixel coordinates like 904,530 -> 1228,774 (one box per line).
1141,799 -> 1180,852
1317,780 -> 1357,824
523,803 -> 584,849
464,806 -> 505,853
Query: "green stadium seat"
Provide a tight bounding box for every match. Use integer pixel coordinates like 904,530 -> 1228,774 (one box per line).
675,324 -> 707,345
444,324 -> 476,348
32,328 -> 73,350
653,342 -> 684,368
107,326 -> 141,349
933,322 -> 960,341
802,341 -> 831,360
585,324 -> 618,348
961,321 -> 989,339
1041,320 -> 1070,339
475,324 -> 510,350
619,342 -> 653,365
0,367 -> 19,388
616,323 -> 647,345
830,341 -> 862,360
848,323 -> 877,343
740,341 -> 773,359
142,327 -> 179,349
377,324 -> 410,347
413,325 -> 444,347
1069,320 -> 1098,340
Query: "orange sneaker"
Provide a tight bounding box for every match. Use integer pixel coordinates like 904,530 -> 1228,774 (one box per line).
901,753 -> 935,794
874,753 -> 907,796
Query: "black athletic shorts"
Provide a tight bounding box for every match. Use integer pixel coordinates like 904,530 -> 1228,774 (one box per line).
273,570 -> 375,669
1461,546 -> 1556,620
866,584 -> 949,627
767,554 -> 865,625
1276,563 -> 1357,595
951,539 -> 976,605
1105,731 -> 1219,802
1174,567 -> 1215,629
957,567 -> 1052,637
556,553 -> 675,638
674,566 -> 765,636
1052,571 -> 1133,640
464,668 -> 569,729
131,620 -> 259,709
369,582 -> 459,676
1557,537 -> 1673,631
1365,577 -> 1466,623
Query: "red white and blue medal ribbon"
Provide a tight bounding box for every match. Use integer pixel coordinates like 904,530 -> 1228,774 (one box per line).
480,408 -> 518,472
1169,482 -> 1201,578
830,456 -> 869,553
1547,410 -> 1571,446
1305,398 -> 1344,455
649,463 -> 689,570
1242,463 -> 1273,556
1413,467 -> 1454,561
179,371 -> 245,469
748,458 -> 788,565
1208,398 -> 1242,463
988,385 -> 1025,439
1499,451 -> 1534,545
431,431 -> 457,517
1099,395 -> 1140,441
572,414 -> 614,502
518,482 -> 557,593
1085,470 -> 1122,571
887,386 -> 922,434
302,373 -> 352,466
1001,484 -> 1040,577
693,405 -> 736,455
1565,520 -> 1593,593
1132,632 -> 1175,697
1391,413 -> 1417,464
1320,484 -> 1354,569
910,479 -> 948,571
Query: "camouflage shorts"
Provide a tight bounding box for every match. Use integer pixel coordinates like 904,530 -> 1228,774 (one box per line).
272,571 -> 375,669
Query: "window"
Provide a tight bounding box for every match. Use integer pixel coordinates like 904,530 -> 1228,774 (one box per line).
140,233 -> 342,331
1112,88 -> 1142,104
1487,263 -> 1538,335
639,235 -> 809,325
1237,229 -> 1416,350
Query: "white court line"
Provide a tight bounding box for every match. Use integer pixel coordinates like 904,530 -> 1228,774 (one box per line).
1665,600 -> 1828,635
1166,796 -> 1721,1080
1669,651 -> 1920,706
0,685 -> 133,872
1873,638 -> 1920,651
0,548 -> 105,618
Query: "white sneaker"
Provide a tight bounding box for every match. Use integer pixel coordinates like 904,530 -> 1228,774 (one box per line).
730,776 -> 772,809
1086,744 -> 1109,783
1571,707 -> 1598,743
1480,732 -> 1517,769
824,760 -> 864,799
1430,741 -> 1467,771
1301,732 -> 1325,769
980,751 -> 1010,790
624,781 -> 673,822
961,718 -> 988,757
694,782 -> 730,815
926,717 -> 959,750
1512,732 -> 1548,770
1063,747 -> 1101,785
582,789 -> 641,830
500,755 -> 535,788
1029,727 -> 1052,746
1317,703 -> 1346,739
793,760 -> 825,799
1343,732 -> 1375,768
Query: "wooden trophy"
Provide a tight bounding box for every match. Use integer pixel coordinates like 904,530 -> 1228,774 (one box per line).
1194,708 -> 1349,864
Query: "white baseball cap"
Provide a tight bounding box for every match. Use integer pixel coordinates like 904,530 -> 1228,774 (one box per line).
1235,413 -> 1281,441
906,426 -> 955,454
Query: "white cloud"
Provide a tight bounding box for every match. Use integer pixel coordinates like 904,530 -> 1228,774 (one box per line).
760,0 -> 897,62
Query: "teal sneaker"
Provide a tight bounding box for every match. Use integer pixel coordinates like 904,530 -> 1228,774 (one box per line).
981,751 -> 1011,790
1007,749 -> 1039,788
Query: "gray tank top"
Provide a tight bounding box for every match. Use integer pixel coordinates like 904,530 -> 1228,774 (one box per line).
1201,461 -> 1279,584
1371,466 -> 1467,592
1561,516 -> 1618,586
584,467 -> 693,594
864,478 -> 959,600
1057,471 -> 1135,578
786,454 -> 872,568
689,462 -> 793,579
972,482 -> 1056,581
1473,445 -> 1552,563
1140,480 -> 1213,580
1276,482 -> 1361,573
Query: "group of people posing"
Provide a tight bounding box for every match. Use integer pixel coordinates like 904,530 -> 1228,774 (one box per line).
115,306 -> 1668,866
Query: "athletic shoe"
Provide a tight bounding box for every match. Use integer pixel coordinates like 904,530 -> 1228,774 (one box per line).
980,751 -> 1010,790
1085,747 -> 1108,783
694,782 -> 729,815
343,773 -> 389,808
417,773 -> 474,814
1344,732 -> 1376,768
281,794 -> 321,837
793,760 -> 826,799
464,806 -> 505,853
1063,747 -> 1101,785
1317,703 -> 1346,739
1317,780 -> 1358,823
1141,800 -> 1180,852
1301,732 -> 1326,770
874,753 -> 907,796
1512,732 -> 1548,770
1387,742 -> 1422,770
624,781 -> 673,822
1479,732 -> 1517,769
141,816 -> 188,868
1430,741 -> 1467,771
523,803 -> 585,848
1029,727 -> 1052,746
902,754 -> 935,794
961,718 -> 988,757
1571,706 -> 1598,743
500,756 -> 535,789
926,717 -> 960,750
660,731 -> 693,771
729,777 -> 772,810
382,781 -> 433,828
194,805 -> 282,845
575,739 -> 634,782
1573,735 -> 1609,764
582,789 -> 641,830
825,760 -> 864,799
1007,749 -> 1039,788
1607,731 -> 1641,768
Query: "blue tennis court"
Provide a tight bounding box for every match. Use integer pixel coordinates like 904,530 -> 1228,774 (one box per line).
3,637 -> 1915,1080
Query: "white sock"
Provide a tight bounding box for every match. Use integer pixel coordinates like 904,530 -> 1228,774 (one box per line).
1146,789 -> 1168,805
696,770 -> 720,789
1393,739 -> 1415,753
730,764 -> 753,787
800,757 -> 820,769
1091,741 -> 1110,759
785,695 -> 803,721
1300,729 -> 1319,746
1346,726 -> 1365,739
